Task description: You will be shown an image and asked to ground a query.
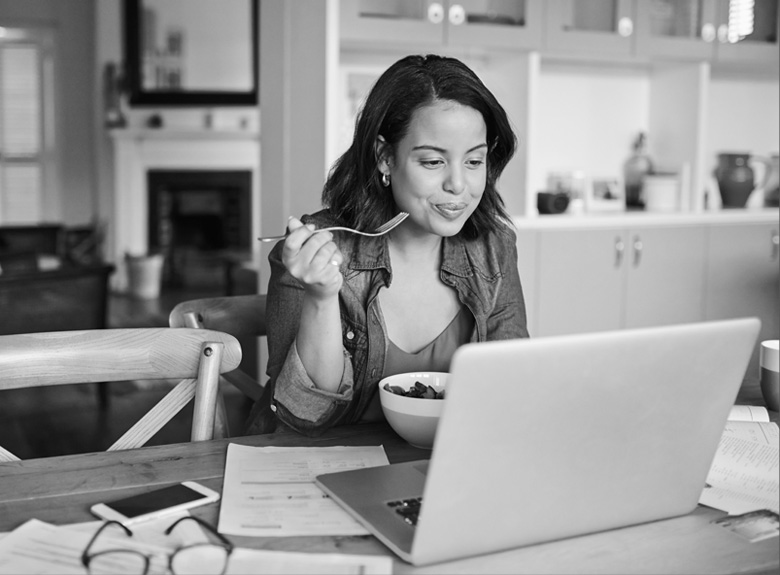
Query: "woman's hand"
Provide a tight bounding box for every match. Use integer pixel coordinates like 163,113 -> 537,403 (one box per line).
281,217 -> 343,300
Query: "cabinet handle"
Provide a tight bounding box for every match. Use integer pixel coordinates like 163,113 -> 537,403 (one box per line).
614,237 -> 625,268
701,23 -> 716,42
717,24 -> 729,43
772,230 -> 779,261
632,236 -> 643,267
428,2 -> 444,24
618,17 -> 633,37
448,4 -> 465,25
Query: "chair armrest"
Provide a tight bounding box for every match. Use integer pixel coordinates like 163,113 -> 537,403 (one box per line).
169,294 -> 268,405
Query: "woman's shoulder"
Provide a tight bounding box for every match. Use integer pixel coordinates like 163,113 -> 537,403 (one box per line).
465,223 -> 518,255
444,223 -> 518,278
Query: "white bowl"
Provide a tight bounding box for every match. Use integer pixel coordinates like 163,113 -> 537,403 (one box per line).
378,372 -> 448,449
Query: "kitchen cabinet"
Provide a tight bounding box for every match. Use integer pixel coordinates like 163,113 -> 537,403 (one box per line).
543,0 -> 778,68
531,223 -> 707,337
634,0 -> 779,68
544,0 -> 636,58
704,221 -> 780,371
340,0 -> 543,51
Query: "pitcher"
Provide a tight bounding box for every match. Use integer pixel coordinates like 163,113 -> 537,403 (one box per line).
714,152 -> 772,208
761,154 -> 779,207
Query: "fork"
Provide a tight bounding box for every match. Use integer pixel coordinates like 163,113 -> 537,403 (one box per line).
258,212 -> 409,242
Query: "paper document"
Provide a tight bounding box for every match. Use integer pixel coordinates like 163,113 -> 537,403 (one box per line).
227,548 -> 392,574
722,420 -> 779,445
0,517 -> 198,574
728,405 -> 771,422
0,518 -> 394,575
218,444 -> 389,537
699,431 -> 779,515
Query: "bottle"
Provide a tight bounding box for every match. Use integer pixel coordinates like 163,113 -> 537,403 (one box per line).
623,132 -> 653,209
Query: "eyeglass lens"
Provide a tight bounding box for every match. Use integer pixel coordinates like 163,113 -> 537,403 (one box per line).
170,544 -> 230,575
86,549 -> 149,574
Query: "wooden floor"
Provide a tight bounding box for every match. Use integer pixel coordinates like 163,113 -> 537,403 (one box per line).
0,286 -> 255,460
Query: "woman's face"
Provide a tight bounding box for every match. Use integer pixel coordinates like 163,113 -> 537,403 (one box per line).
382,99 -> 487,238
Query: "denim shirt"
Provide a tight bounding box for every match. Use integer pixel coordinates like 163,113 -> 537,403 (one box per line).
247,209 -> 529,436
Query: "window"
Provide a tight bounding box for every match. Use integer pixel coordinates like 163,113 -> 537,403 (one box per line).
0,26 -> 53,224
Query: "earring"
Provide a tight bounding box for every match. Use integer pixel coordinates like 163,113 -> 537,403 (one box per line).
381,172 -> 390,187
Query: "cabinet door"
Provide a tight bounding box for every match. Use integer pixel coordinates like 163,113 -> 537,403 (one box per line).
535,227 -> 626,336
340,0 -> 445,45
624,225 -> 707,329
544,0 -> 636,57
713,0 -> 780,66
705,222 -> 780,371
447,0 -> 543,49
634,0 -> 719,60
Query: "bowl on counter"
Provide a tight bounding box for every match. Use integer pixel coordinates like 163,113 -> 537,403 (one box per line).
378,372 -> 448,450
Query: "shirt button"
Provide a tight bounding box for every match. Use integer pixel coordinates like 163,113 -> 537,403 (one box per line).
270,404 -> 277,412
346,331 -> 354,340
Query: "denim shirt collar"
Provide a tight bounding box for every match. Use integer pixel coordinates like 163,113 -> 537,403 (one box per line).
346,234 -> 474,279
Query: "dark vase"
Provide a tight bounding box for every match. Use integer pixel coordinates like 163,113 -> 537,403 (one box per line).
714,153 -> 755,208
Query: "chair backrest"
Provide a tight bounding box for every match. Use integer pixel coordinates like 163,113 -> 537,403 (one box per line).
0,327 -> 242,462
169,294 -> 267,337
169,295 -> 266,402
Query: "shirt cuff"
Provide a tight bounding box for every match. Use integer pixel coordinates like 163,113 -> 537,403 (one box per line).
273,340 -> 354,424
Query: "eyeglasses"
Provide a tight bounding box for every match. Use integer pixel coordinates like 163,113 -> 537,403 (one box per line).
81,516 -> 233,575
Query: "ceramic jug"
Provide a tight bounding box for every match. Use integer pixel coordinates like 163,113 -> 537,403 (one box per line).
761,154 -> 779,207
714,153 -> 772,208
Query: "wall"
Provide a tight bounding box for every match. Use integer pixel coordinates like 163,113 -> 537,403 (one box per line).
530,61 -> 651,199
0,0 -> 96,226
707,74 -> 780,163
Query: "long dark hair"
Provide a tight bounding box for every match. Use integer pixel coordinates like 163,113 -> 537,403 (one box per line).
322,54 -> 516,239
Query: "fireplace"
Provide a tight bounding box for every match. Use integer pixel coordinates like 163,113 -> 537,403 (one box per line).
109,128 -> 260,294
148,169 -> 252,288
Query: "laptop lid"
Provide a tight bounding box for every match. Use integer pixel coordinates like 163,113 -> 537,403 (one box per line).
317,318 -> 761,566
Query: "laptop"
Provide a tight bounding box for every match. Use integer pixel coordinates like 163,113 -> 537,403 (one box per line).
315,318 -> 761,566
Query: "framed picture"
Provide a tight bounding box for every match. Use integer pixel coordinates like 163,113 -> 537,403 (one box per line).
585,177 -> 625,212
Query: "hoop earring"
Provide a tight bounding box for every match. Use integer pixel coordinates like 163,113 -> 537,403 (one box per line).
381,172 -> 390,187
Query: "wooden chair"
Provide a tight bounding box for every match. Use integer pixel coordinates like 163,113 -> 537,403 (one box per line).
0,327 -> 241,462
169,295 -> 267,436
0,263 -> 116,409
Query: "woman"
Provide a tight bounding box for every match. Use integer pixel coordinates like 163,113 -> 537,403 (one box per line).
246,54 -> 529,436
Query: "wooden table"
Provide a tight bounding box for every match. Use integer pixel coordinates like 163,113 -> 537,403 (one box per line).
0,420 -> 777,575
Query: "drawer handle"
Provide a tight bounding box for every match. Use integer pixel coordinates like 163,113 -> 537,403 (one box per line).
618,17 -> 633,37
615,237 -> 625,268
772,230 -> 779,261
448,4 -> 465,25
702,23 -> 716,42
717,24 -> 729,43
632,236 -> 643,267
428,2 -> 444,24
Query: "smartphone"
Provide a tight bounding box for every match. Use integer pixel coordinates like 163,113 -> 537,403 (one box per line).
90,481 -> 220,524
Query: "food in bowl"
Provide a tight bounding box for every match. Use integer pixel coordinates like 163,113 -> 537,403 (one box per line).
378,372 -> 448,450
383,381 -> 446,399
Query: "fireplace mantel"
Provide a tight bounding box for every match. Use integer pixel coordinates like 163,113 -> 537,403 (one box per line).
109,128 -> 260,292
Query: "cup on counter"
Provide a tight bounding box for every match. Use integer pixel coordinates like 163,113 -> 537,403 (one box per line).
760,340 -> 779,412
643,173 -> 680,212
547,170 -> 586,214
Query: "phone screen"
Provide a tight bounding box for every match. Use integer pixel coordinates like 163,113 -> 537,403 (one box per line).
108,484 -> 208,518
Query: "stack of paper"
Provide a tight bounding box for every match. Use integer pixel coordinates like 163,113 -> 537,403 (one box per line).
0,516 -> 392,574
699,406 -> 779,515
218,444 -> 389,537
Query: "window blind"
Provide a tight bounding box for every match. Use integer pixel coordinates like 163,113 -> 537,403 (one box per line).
0,37 -> 43,223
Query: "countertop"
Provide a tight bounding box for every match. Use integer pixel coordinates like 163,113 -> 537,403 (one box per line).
514,208 -> 779,229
